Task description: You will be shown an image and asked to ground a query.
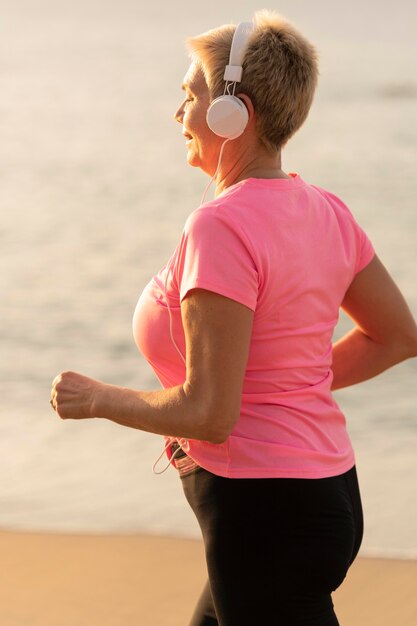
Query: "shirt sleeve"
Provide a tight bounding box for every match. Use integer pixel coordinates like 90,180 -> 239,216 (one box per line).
174,207 -> 259,311
312,184 -> 375,275
355,225 -> 375,273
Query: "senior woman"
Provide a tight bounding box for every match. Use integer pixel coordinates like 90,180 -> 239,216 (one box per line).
51,10 -> 417,626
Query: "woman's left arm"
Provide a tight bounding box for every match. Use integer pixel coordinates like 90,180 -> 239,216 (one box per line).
51,288 -> 254,444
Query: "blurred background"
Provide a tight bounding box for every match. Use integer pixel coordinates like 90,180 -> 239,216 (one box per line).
1,0 -> 416,556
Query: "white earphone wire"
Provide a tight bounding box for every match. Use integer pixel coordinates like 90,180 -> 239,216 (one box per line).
151,136 -> 231,475
152,22 -> 254,475
163,260 -> 186,365
201,137 -> 231,205
152,437 -> 190,475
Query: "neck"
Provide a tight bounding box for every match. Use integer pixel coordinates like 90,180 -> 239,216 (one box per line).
214,142 -> 290,197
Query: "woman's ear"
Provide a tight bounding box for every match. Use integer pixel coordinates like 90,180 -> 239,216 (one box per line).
236,93 -> 255,121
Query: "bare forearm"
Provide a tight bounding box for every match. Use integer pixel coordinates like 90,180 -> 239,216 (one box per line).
331,327 -> 415,390
93,381 -> 215,441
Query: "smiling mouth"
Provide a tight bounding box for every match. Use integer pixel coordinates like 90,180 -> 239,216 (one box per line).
182,129 -> 193,143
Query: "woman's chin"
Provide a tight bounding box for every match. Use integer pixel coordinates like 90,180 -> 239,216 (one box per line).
186,151 -> 202,169
185,149 -> 214,176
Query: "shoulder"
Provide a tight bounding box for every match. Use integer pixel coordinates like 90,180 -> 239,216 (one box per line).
309,184 -> 358,220
177,195 -> 259,279
183,194 -> 247,240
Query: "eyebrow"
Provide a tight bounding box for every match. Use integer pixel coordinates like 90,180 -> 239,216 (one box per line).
181,82 -> 195,93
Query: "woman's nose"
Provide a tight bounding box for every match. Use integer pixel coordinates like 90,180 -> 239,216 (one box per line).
174,103 -> 184,124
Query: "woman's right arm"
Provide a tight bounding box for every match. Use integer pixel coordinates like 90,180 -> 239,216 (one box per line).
331,255 -> 417,390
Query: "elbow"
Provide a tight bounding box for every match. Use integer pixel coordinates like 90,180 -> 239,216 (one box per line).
199,407 -> 238,444
392,332 -> 417,362
183,382 -> 236,444
399,325 -> 417,359
407,335 -> 417,358
374,322 -> 417,362
206,428 -> 230,445
206,433 -> 230,445
202,399 -> 240,444
202,412 -> 234,444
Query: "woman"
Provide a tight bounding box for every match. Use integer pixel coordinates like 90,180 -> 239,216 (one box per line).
51,10 -> 417,625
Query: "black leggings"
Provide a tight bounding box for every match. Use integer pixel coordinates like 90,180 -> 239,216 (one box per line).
179,461 -> 363,626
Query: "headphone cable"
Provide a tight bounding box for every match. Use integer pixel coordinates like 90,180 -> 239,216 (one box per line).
200,137 -> 231,205
152,136 -> 231,474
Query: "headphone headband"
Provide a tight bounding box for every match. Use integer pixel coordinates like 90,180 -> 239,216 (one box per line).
223,21 -> 254,83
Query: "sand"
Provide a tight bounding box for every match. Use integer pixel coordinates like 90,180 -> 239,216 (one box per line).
0,530 -> 416,626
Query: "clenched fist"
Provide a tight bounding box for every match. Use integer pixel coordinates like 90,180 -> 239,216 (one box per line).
50,371 -> 103,420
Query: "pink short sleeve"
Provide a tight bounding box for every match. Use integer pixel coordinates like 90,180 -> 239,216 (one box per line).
311,184 -> 375,276
174,207 -> 259,311
355,226 -> 375,273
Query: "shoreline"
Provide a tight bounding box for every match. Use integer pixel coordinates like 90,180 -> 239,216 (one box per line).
1,525 -> 416,560
1,529 -> 416,626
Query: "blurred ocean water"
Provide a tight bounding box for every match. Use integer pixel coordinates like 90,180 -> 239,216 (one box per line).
0,0 -> 416,556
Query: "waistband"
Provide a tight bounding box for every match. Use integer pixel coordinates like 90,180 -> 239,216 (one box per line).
171,442 -> 201,476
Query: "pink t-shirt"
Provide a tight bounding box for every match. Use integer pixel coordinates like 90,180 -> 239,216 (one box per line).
133,174 -> 375,478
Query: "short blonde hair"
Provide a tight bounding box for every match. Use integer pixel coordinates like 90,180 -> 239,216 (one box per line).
185,9 -> 319,152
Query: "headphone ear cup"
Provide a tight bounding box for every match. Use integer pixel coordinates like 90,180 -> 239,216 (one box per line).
206,95 -> 249,139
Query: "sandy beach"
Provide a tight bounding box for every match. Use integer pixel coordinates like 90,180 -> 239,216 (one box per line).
0,530 -> 416,626
1,4 -> 416,626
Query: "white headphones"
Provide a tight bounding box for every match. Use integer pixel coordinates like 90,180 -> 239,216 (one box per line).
206,21 -> 254,140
